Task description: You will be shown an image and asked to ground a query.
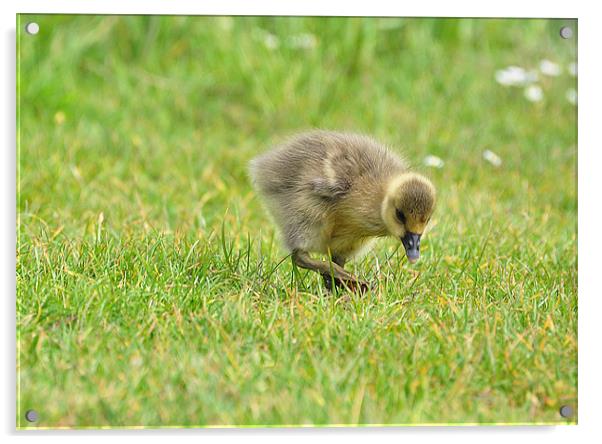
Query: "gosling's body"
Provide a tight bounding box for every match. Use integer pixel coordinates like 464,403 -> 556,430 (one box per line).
251,131 -> 403,257
249,130 -> 435,290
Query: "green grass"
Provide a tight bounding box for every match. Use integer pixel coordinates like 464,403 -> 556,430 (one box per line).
17,15 -> 577,428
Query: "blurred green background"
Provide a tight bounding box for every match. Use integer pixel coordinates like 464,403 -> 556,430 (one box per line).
17,15 -> 577,428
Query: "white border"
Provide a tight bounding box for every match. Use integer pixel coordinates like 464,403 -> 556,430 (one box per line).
0,0 -> 587,17
2,1 -> 601,443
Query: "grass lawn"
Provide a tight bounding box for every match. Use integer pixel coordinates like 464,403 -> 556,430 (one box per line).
17,15 -> 577,428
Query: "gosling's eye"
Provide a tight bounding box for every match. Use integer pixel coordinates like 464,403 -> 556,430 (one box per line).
396,209 -> 406,224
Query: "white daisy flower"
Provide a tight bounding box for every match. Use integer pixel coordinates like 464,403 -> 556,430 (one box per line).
568,62 -> 577,77
524,84 -> 544,102
423,155 -> 445,169
263,32 -> 280,50
483,150 -> 502,167
539,59 -> 561,76
566,88 -> 577,105
495,66 -> 538,87
289,33 -> 317,49
254,29 -> 280,50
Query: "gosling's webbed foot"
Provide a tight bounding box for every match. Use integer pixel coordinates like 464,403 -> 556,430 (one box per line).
342,278 -> 371,294
323,274 -> 370,294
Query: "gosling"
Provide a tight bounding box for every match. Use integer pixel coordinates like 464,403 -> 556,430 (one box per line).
249,130 -> 436,292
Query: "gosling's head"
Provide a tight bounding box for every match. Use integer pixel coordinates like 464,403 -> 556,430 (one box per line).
381,173 -> 436,263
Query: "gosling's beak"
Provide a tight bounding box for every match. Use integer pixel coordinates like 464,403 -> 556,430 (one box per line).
401,231 -> 421,264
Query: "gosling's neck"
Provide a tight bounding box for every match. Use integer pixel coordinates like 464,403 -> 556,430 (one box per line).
345,174 -> 396,237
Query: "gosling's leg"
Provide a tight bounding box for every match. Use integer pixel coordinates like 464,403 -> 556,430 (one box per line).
292,250 -> 368,293
326,255 -> 370,293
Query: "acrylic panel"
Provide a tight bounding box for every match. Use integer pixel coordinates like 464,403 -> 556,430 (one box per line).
17,15 -> 577,428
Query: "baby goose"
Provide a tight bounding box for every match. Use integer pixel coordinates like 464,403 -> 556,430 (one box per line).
249,130 -> 436,291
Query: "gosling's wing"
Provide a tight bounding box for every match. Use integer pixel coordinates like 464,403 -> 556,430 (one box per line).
309,176 -> 352,200
307,140 -> 361,201
250,132 -> 354,202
